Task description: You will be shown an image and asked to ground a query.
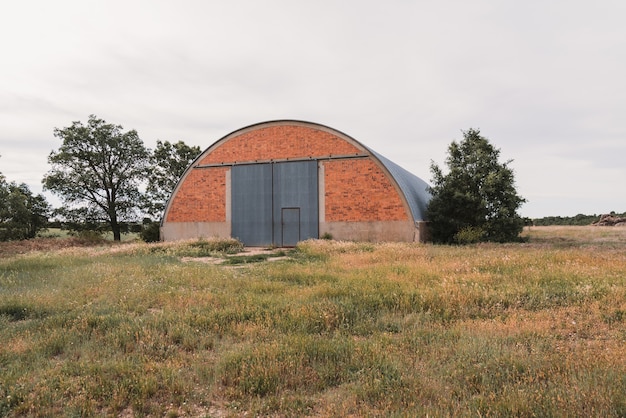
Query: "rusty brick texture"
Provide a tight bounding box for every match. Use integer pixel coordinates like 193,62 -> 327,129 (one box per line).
200,125 -> 362,164
166,167 -> 227,222
323,159 -> 408,222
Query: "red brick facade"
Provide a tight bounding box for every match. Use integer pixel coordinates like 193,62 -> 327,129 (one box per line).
200,125 -> 362,164
324,159 -> 408,221
165,122 -> 410,225
166,167 -> 227,222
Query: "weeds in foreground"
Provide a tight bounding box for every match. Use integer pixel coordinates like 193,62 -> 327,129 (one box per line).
0,228 -> 625,416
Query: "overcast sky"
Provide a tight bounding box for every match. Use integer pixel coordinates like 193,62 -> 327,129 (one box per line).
1,0 -> 625,218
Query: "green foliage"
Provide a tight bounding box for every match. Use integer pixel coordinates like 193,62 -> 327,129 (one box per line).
139,237 -> 244,257
427,128 -> 526,244
72,229 -> 107,243
42,115 -> 150,241
533,212 -> 626,226
186,237 -> 244,255
139,221 -> 161,242
453,226 -> 485,244
0,168 -> 50,241
144,140 -> 201,219
221,253 -> 270,265
321,232 -> 333,240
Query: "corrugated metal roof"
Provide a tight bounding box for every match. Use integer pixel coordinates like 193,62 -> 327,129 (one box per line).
368,149 -> 431,222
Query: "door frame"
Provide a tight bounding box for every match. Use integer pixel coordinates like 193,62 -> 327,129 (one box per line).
281,207 -> 301,247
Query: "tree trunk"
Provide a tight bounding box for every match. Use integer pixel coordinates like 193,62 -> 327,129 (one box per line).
112,221 -> 121,241
113,229 -> 121,241
109,207 -> 121,241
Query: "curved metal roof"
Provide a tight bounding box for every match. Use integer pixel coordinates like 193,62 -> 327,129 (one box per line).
368,148 -> 431,222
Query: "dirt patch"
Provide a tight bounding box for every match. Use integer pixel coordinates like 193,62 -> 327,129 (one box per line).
181,247 -> 291,265
180,256 -> 224,264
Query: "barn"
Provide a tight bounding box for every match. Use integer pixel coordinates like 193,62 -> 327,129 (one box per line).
161,120 -> 431,245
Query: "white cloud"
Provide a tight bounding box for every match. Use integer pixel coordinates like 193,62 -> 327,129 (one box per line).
1,0 -> 625,218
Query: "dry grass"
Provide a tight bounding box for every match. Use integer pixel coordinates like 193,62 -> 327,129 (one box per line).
0,236 -> 116,258
522,224 -> 626,245
1,227 -> 625,416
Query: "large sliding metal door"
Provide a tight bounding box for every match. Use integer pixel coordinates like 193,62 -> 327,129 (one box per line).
231,161 -> 318,246
273,161 -> 318,246
231,164 -> 273,246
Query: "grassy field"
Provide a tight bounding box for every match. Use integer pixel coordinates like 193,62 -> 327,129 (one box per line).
0,227 -> 624,417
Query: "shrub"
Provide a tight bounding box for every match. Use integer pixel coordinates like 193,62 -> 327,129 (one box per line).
454,226 -> 485,245
190,237 -> 243,254
140,222 -> 161,242
74,229 -> 106,244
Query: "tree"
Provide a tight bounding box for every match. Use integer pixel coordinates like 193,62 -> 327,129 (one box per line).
0,163 -> 50,240
144,140 -> 201,219
43,115 -> 149,241
426,128 -> 526,244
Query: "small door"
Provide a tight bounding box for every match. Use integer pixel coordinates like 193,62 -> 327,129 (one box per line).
281,208 -> 300,247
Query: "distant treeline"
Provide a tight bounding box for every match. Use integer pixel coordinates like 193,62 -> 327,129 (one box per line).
532,212 -> 626,226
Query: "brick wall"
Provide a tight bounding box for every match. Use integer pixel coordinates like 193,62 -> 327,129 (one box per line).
200,125 -> 362,164
324,159 -> 409,222
166,167 -> 227,222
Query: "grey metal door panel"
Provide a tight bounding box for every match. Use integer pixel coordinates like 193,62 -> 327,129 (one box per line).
231,164 -> 273,246
273,161 -> 318,244
281,208 -> 300,247
231,161 -> 318,247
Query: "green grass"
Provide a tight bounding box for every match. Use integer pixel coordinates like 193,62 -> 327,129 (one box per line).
0,228 -> 625,416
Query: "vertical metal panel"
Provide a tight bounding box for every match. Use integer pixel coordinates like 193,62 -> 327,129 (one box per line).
231,161 -> 319,247
281,208 -> 301,247
273,161 -> 319,245
231,164 -> 273,246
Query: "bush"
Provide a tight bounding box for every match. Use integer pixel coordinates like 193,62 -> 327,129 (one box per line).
140,222 -> 161,242
188,237 -> 244,255
454,226 -> 484,245
74,230 -> 105,244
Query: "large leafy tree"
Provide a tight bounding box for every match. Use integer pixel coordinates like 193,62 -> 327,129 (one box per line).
43,115 -> 149,241
0,160 -> 50,241
426,128 -> 526,244
144,140 -> 201,219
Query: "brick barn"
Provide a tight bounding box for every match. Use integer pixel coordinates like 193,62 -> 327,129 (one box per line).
161,120 -> 431,245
